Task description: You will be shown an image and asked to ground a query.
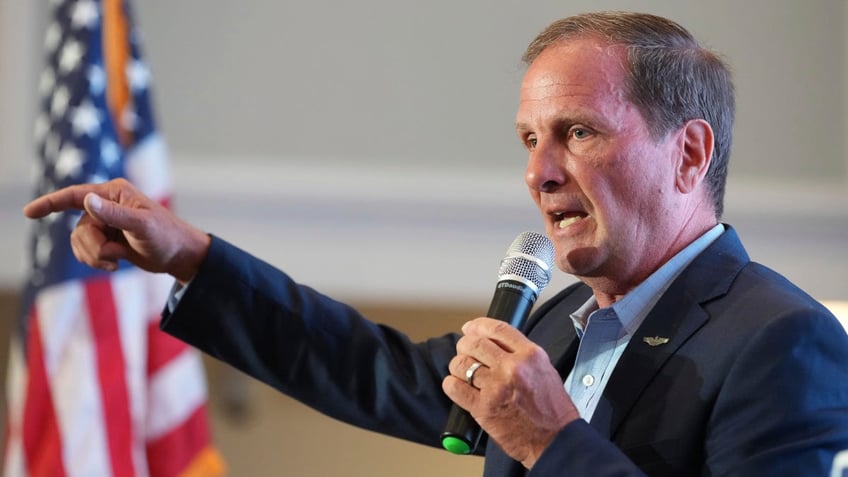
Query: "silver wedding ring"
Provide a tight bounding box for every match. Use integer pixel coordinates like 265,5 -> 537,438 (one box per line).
465,361 -> 483,389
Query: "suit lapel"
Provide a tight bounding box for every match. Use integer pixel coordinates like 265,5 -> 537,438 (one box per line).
590,225 -> 750,439
589,282 -> 709,438
525,282 -> 591,380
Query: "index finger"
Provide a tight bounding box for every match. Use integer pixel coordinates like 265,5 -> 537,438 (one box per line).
461,317 -> 527,350
23,183 -> 109,218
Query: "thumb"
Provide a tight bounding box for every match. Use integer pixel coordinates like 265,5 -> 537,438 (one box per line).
83,192 -> 144,232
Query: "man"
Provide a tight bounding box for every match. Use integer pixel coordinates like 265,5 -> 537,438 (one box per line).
23,11 -> 848,476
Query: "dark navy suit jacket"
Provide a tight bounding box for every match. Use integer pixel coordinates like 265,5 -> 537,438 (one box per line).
161,226 -> 848,476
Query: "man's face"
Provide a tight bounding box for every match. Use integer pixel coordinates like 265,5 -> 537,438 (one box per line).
516,38 -> 685,292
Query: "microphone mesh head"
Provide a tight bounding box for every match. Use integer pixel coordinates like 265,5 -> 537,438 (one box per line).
497,231 -> 555,293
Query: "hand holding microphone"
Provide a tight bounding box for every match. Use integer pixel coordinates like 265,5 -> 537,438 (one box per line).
441,231 -> 579,468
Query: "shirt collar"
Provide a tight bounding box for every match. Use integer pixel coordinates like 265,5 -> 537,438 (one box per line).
570,223 -> 724,336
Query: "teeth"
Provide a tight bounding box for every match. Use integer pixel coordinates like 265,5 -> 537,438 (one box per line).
558,216 -> 583,229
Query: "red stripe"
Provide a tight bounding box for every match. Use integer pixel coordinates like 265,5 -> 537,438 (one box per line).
146,404 -> 212,477
21,308 -> 67,477
147,321 -> 191,375
86,278 -> 136,477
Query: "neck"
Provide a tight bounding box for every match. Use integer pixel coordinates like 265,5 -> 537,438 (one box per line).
586,219 -> 720,308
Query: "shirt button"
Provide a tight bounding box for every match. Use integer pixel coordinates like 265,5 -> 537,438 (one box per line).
582,374 -> 595,387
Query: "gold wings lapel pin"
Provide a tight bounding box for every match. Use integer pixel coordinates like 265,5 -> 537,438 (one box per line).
642,336 -> 670,347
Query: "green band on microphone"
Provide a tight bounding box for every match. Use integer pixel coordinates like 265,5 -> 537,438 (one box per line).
442,436 -> 472,455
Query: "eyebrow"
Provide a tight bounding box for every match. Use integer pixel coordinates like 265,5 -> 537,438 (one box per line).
515,122 -> 532,134
516,106 -> 611,134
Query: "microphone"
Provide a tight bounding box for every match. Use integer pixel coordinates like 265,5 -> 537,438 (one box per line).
440,231 -> 555,455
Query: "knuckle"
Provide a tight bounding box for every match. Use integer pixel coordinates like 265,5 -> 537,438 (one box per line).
113,177 -> 131,188
486,385 -> 513,411
456,334 -> 480,355
448,355 -> 462,375
490,320 -> 511,334
524,343 -> 548,363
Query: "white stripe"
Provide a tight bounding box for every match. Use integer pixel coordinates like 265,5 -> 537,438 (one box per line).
2,433 -> 25,477
146,349 -> 208,440
124,133 -> 172,202
37,282 -> 112,477
139,270 -> 213,441
3,336 -> 28,477
144,270 -> 174,320
110,270 -> 152,477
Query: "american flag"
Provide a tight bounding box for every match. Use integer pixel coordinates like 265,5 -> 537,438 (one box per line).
4,0 -> 225,475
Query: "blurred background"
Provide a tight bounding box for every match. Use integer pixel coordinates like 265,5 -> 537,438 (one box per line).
1,0 -> 846,475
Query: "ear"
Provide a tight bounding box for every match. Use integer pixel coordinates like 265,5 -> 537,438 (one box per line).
675,119 -> 714,194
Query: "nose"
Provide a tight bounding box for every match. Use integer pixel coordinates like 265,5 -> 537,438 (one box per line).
525,139 -> 566,193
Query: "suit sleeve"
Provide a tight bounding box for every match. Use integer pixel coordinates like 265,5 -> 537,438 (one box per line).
160,235 -> 461,448
528,419 -> 647,476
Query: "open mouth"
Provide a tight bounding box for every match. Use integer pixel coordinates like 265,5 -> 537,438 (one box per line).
554,212 -> 588,229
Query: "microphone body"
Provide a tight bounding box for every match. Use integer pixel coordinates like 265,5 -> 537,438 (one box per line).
440,231 -> 554,455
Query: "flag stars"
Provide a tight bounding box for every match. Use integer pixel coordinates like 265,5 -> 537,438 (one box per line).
29,269 -> 45,286
34,230 -> 54,269
127,60 -> 150,92
39,69 -> 56,98
121,107 -> 139,132
88,172 -> 110,184
42,210 -> 61,227
100,138 -> 121,169
88,64 -> 105,96
58,39 -> 84,74
66,211 -> 83,231
43,133 -> 61,162
54,145 -> 84,179
50,85 -> 71,118
44,22 -> 62,53
34,114 -> 52,145
71,100 -> 101,137
33,215 -> 60,270
71,0 -> 99,30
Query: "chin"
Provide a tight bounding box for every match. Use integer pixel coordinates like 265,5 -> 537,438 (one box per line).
558,246 -> 603,277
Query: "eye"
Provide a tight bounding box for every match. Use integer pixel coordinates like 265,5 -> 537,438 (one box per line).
525,135 -> 538,151
571,127 -> 590,140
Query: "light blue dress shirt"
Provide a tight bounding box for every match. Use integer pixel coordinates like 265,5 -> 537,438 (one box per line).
563,224 -> 724,421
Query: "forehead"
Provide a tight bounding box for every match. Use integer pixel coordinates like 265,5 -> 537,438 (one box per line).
518,38 -> 630,112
